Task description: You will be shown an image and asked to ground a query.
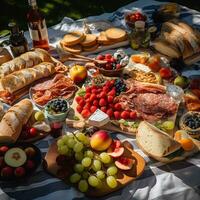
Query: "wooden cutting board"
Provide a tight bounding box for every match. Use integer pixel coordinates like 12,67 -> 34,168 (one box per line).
43,139 -> 145,197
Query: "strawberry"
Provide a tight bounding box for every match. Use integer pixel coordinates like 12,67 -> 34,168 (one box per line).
99,91 -> 107,98
84,93 -> 90,99
105,80 -> 112,87
84,103 -> 91,110
114,103 -> 122,111
159,67 -> 172,79
108,103 -> 114,109
105,63 -> 112,70
93,99 -> 99,106
85,87 -> 91,93
114,111 -> 121,120
78,99 -> 85,107
97,88 -> 102,93
105,54 -> 112,59
75,96 -> 83,104
99,98 -> 107,106
110,57 -> 116,63
91,85 -> 97,90
107,95 -> 114,103
106,108 -> 113,118
121,111 -> 130,119
89,94 -> 97,102
91,89 -> 98,94
103,86 -> 110,93
81,109 -> 91,118
90,106 -> 98,113
108,88 -> 116,96
100,106 -> 107,113
96,55 -> 104,60
110,79 -> 115,86
76,105 -> 83,113
130,111 -> 137,119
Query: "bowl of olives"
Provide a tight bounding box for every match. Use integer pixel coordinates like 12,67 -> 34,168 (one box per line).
179,111 -> 200,139
44,98 -> 70,122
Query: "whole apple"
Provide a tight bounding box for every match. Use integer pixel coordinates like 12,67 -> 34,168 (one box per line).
14,167 -> 26,177
1,166 -> 13,178
90,130 -> 112,151
69,65 -> 87,84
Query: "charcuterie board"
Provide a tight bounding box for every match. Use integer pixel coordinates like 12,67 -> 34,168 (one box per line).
43,139 -> 145,197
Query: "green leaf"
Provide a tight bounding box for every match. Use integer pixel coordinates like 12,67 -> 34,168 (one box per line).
77,89 -> 86,97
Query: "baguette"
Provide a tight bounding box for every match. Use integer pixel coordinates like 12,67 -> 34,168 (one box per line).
0,99 -> 33,143
0,62 -> 55,93
0,48 -> 52,77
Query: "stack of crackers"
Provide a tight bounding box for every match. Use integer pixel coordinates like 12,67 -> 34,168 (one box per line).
60,28 -> 127,54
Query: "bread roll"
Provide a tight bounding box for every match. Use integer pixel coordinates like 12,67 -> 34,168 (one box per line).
0,62 -> 55,93
0,48 -> 12,65
0,99 -> 33,143
0,48 -> 52,77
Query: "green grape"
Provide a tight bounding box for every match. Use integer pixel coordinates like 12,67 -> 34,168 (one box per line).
76,132 -> 86,142
73,142 -> 84,153
57,139 -> 65,147
88,175 -> 99,187
75,152 -> 84,161
67,149 -> 73,157
62,135 -> 69,144
74,164 -> 84,173
99,152 -> 111,164
106,176 -> 117,188
78,180 -> 88,193
58,145 -> 68,155
70,173 -> 81,183
82,171 -> 89,179
107,166 -> 118,176
82,137 -> 90,145
84,150 -> 94,159
82,157 -> 92,167
67,138 -> 76,148
96,170 -> 105,179
162,121 -> 175,131
92,160 -> 101,171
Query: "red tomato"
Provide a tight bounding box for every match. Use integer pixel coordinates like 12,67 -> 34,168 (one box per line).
99,91 -> 107,98
79,99 -> 85,107
100,106 -> 107,113
76,105 -> 83,113
159,67 -> 172,79
105,54 -> 112,59
99,98 -> 107,106
114,103 -> 122,111
106,108 -> 113,118
81,109 -> 91,118
107,95 -> 114,103
29,128 -> 37,137
93,99 -> 99,106
114,111 -> 121,120
89,94 -> 97,102
121,111 -> 130,119
75,96 -> 83,104
90,106 -> 98,113
108,88 -> 116,96
130,111 -> 137,119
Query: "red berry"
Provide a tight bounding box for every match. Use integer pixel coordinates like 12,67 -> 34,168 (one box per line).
79,99 -> 86,107
96,55 -> 104,60
84,103 -> 91,110
106,108 -> 113,118
99,91 -> 107,98
91,85 -> 97,90
14,167 -> 26,177
84,93 -> 90,99
107,95 -> 114,103
93,99 -> 99,106
108,103 -> 114,109
114,103 -> 122,111
99,98 -> 107,106
121,111 -> 130,119
0,146 -> 9,155
110,57 -> 116,63
75,96 -> 83,104
159,67 -> 172,79
89,94 -> 97,102
81,109 -> 91,118
108,88 -> 116,96
105,63 -> 112,70
91,89 -> 98,94
103,86 -> 110,93
76,105 -> 83,113
100,106 -> 107,113
130,111 -> 137,119
29,128 -> 37,137
90,106 -> 98,113
105,54 -> 112,59
85,87 -> 91,93
114,111 -> 121,120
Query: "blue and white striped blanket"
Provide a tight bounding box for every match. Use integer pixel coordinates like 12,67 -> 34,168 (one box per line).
0,0 -> 200,199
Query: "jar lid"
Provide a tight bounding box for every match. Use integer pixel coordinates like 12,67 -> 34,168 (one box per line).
135,21 -> 145,29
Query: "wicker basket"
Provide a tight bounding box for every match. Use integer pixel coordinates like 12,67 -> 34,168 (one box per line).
95,66 -> 125,77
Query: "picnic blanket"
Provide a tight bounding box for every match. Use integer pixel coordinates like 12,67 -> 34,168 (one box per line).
0,0 -> 200,200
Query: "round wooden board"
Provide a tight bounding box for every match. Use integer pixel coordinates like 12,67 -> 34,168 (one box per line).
44,139 -> 145,197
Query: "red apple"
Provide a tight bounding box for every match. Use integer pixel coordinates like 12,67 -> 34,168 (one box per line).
25,160 -> 35,170
14,167 -> 26,177
0,146 -> 9,156
90,130 -> 112,151
1,166 -> 13,178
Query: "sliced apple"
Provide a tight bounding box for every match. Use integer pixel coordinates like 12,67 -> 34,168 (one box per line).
4,148 -> 27,168
115,157 -> 135,170
107,140 -> 124,158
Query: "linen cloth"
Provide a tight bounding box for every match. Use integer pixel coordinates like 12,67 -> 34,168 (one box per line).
0,0 -> 200,199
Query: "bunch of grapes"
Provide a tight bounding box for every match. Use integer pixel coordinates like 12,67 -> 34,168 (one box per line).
57,132 -> 118,193
114,79 -> 127,95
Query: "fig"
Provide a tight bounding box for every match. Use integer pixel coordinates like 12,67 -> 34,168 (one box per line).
115,157 -> 135,170
14,167 -> 26,177
4,148 -> 27,168
107,140 -> 124,158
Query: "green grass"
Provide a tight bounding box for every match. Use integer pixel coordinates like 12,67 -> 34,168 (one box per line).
0,0 -> 200,37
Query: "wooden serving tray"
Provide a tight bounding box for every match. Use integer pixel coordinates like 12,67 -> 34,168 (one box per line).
43,140 -> 145,197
